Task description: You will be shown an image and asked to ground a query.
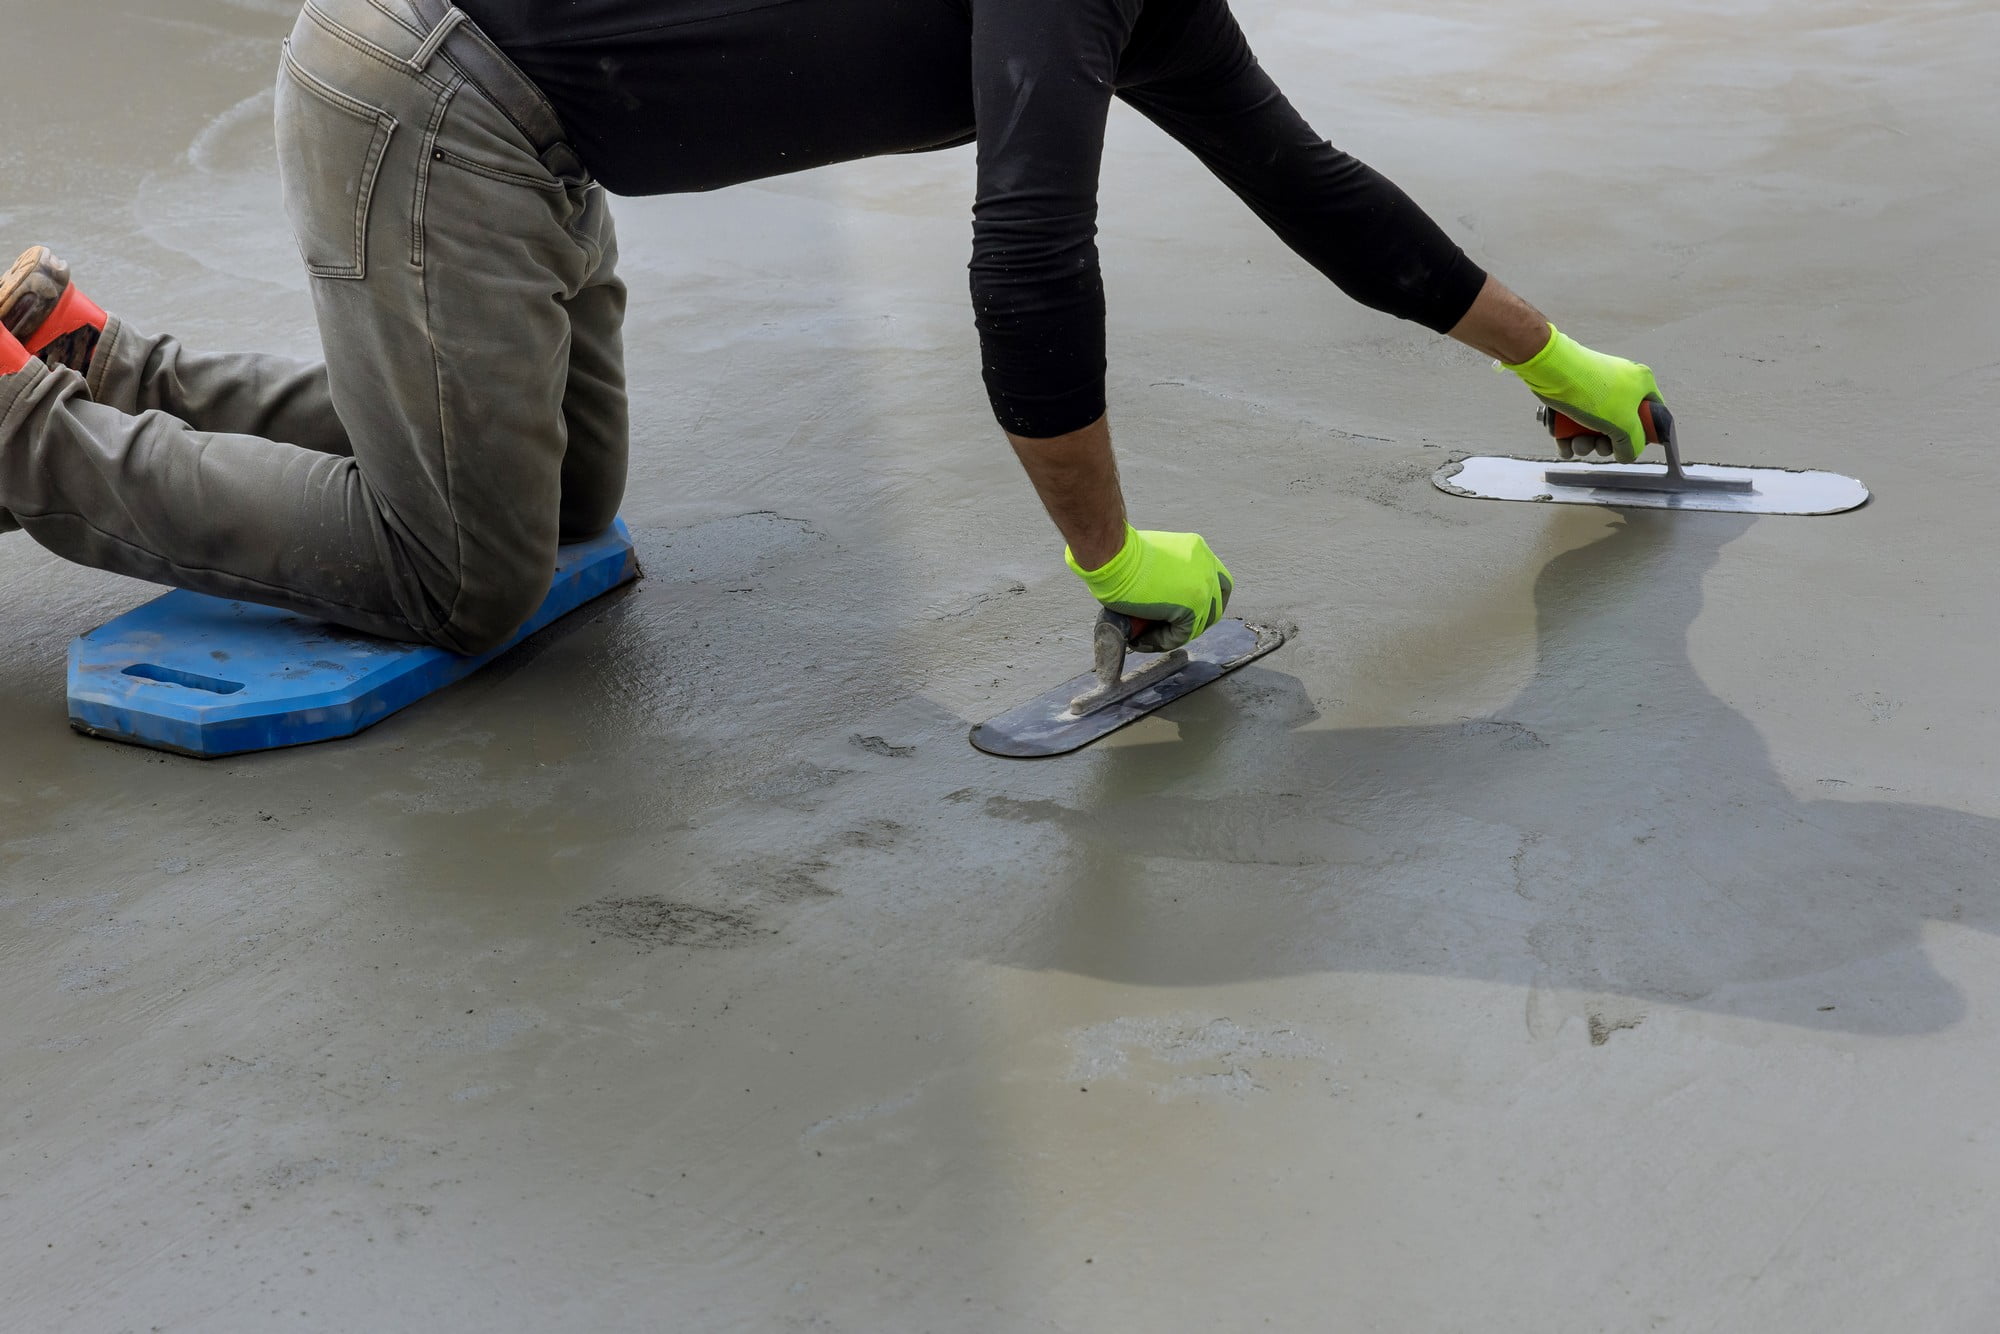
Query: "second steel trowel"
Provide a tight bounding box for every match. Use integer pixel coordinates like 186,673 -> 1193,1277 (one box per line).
1434,401 -> 1869,516
970,610 -> 1285,758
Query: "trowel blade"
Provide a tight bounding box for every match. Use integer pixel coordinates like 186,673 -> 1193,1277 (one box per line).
1433,456 -> 1869,516
969,619 -> 1286,758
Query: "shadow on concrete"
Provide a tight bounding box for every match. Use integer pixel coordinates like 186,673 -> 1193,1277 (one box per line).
1006,509 -> 1996,1036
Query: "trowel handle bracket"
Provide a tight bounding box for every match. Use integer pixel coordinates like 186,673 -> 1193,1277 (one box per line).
1068,610 -> 1189,718
1539,401 -> 1751,494
1644,401 -> 1687,479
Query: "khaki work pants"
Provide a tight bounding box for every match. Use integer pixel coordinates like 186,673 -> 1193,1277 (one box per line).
0,0 -> 628,654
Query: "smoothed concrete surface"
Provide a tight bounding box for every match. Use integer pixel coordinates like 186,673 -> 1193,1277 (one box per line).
4,1 -> 1998,1330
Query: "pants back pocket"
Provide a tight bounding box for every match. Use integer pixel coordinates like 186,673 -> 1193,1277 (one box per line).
275,42 -> 398,281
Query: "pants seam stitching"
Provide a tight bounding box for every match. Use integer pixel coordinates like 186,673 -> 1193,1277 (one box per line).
85,318 -> 124,400
432,148 -> 566,193
0,360 -> 51,435
411,77 -> 464,266
362,0 -> 424,40
10,505 -> 404,624
412,249 -> 471,637
302,1 -> 454,97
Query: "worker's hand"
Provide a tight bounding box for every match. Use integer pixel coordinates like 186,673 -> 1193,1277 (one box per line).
1066,525 -> 1232,652
1505,325 -> 1664,463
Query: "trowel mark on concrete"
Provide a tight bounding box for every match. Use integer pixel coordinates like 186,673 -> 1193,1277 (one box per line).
801,1084 -> 927,1147
1145,376 -> 1400,445
1067,1016 -> 1334,1102
138,87 -> 302,292
642,511 -> 821,585
569,896 -> 771,950
185,87 -> 273,172
927,578 -> 1029,621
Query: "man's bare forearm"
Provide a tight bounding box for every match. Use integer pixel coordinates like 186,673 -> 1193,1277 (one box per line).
1448,275 -> 1552,364
1006,414 -> 1129,570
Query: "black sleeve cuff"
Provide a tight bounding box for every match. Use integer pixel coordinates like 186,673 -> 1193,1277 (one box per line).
985,376 -> 1108,440
1416,251 -> 1489,336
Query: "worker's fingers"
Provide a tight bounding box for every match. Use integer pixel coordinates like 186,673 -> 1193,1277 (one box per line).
1560,432 -> 1615,460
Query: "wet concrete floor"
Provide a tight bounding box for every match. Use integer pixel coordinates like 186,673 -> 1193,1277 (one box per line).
5,1 -> 1999,1329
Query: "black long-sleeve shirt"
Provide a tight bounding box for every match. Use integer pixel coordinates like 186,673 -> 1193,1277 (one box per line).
458,0 -> 1485,438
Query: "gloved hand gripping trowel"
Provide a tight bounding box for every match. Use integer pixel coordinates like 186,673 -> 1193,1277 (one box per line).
970,526 -> 1285,757
1432,324 -> 1864,516
1433,325 -> 1869,515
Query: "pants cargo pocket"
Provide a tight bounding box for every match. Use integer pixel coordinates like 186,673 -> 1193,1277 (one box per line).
275,41 -> 398,281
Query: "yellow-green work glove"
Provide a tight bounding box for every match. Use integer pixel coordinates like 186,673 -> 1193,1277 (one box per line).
1067,525 -> 1232,653
1506,325 -> 1664,463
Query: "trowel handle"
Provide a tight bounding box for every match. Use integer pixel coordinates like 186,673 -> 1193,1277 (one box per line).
1543,400 -> 1674,446
1098,609 -> 1152,644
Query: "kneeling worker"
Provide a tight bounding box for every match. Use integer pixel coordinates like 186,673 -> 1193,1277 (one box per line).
0,0 -> 1664,655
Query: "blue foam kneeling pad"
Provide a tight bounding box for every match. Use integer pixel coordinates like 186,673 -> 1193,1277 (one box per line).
68,519 -> 639,758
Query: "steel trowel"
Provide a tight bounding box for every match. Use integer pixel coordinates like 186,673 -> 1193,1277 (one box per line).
1434,401 -> 1869,515
970,610 -> 1285,757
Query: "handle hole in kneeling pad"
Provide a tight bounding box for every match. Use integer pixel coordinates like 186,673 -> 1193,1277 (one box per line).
122,664 -> 248,695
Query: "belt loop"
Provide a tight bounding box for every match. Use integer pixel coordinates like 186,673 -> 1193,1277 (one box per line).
409,6 -> 470,70
543,144 -> 586,181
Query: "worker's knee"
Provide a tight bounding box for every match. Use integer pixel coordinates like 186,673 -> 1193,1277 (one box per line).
558,491 -> 621,544
430,565 -> 551,657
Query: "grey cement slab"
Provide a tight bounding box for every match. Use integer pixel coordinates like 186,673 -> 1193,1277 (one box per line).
4,1 -> 1998,1330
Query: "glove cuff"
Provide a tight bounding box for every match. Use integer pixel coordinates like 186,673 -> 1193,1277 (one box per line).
1501,324 -> 1570,394
1065,523 -> 1140,597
